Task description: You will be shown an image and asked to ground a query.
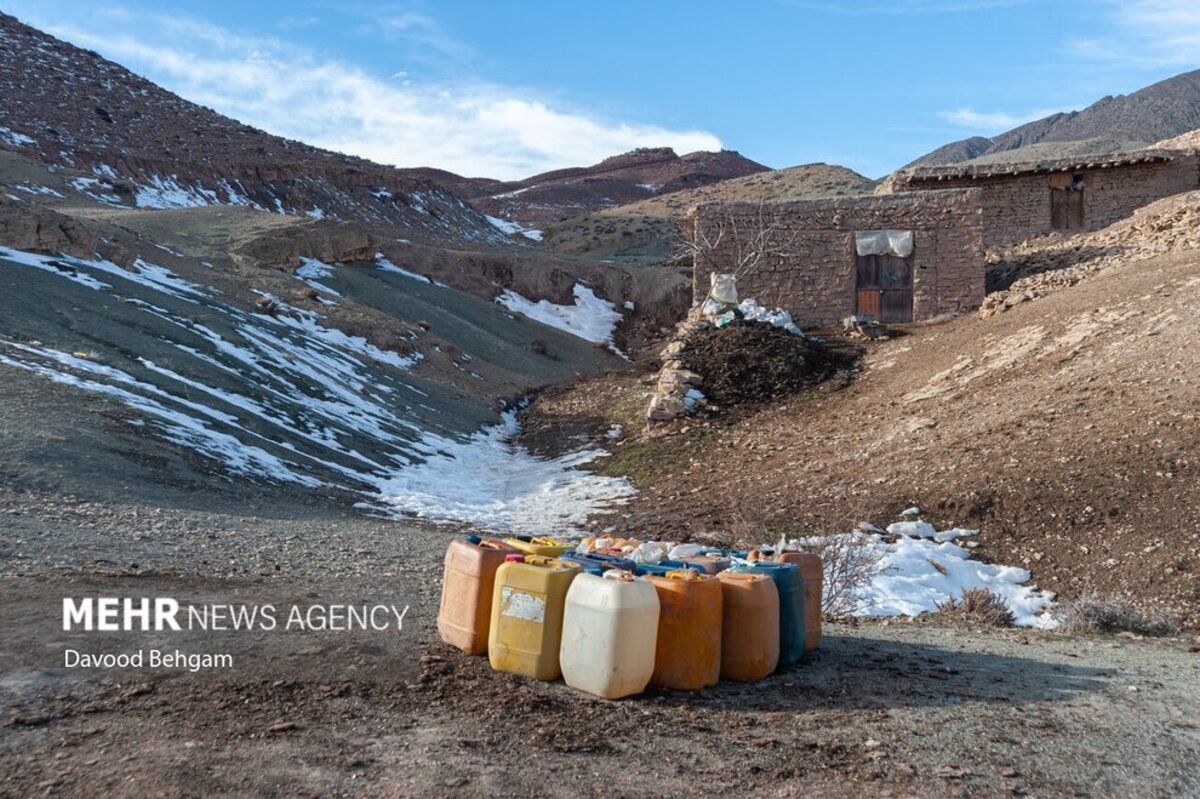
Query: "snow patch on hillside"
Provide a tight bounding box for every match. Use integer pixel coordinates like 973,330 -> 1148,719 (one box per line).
295,257 -> 341,296
375,254 -> 445,286
0,343 -> 319,486
0,126 -> 35,147
376,410 -> 634,532
485,214 -> 543,241
135,175 -> 219,209
12,183 -> 63,197
496,284 -> 623,346
69,177 -> 124,205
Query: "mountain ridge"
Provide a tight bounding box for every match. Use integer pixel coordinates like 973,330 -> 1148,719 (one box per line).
431,146 -> 770,226
907,69 -> 1200,167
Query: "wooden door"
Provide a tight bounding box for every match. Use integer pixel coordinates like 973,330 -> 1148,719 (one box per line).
1050,174 -> 1084,230
855,253 -> 913,323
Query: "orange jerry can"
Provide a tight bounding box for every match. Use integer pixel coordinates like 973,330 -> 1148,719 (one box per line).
646,570 -> 723,690
776,551 -> 823,651
437,535 -> 519,654
716,571 -> 780,681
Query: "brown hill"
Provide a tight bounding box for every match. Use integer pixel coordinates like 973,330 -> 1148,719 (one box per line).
0,11 -> 501,245
539,163 -> 875,260
909,69 -> 1200,167
445,147 -> 769,225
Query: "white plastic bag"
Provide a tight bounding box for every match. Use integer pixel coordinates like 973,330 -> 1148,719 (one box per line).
628,541 -> 673,565
667,543 -> 705,560
700,297 -> 722,318
709,273 -> 738,305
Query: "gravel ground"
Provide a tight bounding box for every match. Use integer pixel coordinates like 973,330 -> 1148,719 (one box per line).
1,485 -> 1198,798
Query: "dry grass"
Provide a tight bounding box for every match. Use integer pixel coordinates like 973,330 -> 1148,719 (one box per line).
1056,591 -> 1180,637
937,588 -> 1015,627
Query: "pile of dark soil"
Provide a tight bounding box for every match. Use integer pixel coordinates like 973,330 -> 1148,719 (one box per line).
679,321 -> 855,407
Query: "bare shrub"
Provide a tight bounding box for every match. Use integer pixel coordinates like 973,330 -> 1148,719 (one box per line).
1056,591 -> 1179,637
937,588 -> 1015,627
671,197 -> 800,278
808,533 -> 886,618
726,511 -> 886,618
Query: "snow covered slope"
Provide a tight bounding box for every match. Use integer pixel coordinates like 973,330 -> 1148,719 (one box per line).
0,248 -> 632,531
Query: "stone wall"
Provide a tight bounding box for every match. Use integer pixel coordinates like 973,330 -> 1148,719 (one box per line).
692,189 -> 984,328
897,153 -> 1199,247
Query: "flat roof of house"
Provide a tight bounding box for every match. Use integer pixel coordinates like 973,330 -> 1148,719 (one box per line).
691,186 -> 977,215
898,148 -> 1188,184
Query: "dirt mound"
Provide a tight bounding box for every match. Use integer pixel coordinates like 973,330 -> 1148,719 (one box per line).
679,322 -> 851,407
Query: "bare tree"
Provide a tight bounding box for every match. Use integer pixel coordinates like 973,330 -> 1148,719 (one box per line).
672,198 -> 800,278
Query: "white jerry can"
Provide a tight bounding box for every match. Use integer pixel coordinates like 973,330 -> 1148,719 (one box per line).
559,570 -> 660,699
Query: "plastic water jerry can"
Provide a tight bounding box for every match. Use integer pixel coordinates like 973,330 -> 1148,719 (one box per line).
503,536 -> 572,557
680,554 -> 733,574
731,561 -> 806,669
716,571 -> 780,681
776,550 -> 823,651
488,555 -> 581,680
437,535 -> 519,654
560,570 -> 660,699
646,570 -> 723,690
559,550 -> 638,573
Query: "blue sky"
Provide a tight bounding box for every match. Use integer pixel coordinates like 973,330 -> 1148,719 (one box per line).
2,0 -> 1198,179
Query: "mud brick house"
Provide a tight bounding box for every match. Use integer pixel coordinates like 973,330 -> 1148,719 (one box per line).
690,190 -> 984,326
891,148 -> 1200,247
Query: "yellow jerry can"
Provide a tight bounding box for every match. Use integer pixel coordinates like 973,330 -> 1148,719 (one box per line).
488,555 -> 581,680
503,536 -> 572,557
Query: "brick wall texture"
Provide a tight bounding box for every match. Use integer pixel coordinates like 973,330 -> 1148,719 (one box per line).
692,189 -> 984,327
897,153 -> 1200,247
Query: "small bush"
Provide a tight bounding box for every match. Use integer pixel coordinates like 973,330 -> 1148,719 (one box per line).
1056,591 -> 1179,637
728,514 -> 884,617
937,588 -> 1015,627
811,533 -> 885,618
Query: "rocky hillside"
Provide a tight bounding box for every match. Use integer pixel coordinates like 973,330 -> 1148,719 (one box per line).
1152,126 -> 1200,150
539,163 -> 874,261
443,147 -> 769,226
0,12 -> 504,245
909,68 -> 1200,167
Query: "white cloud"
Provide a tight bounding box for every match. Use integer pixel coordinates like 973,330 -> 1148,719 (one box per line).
1064,0 -> 1200,66
34,13 -> 721,180
939,107 -> 1055,131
